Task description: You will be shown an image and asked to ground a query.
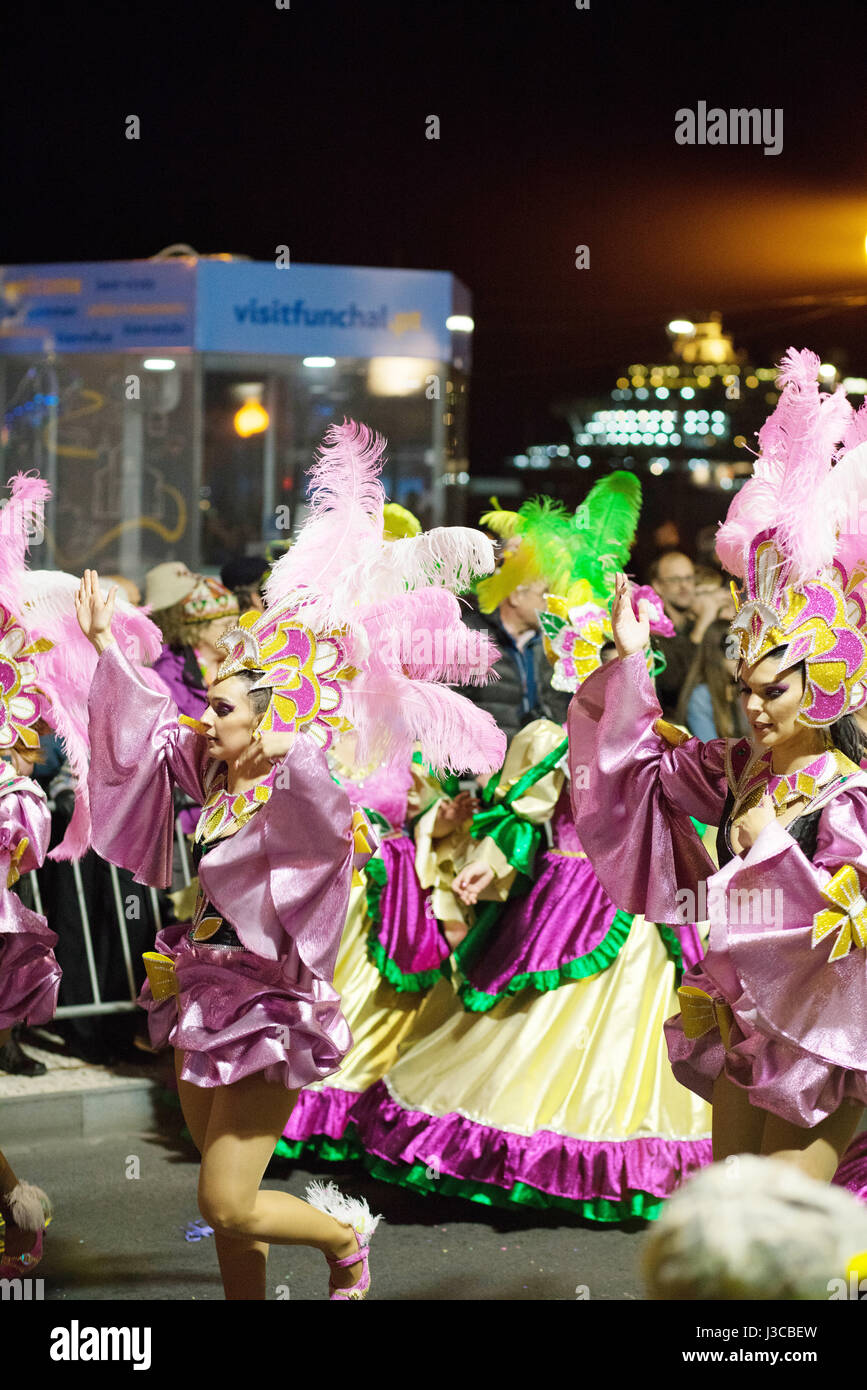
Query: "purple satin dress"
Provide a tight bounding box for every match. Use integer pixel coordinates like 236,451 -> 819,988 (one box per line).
87,644 -> 354,1090
342,762 -> 449,991
568,651 -> 867,1129
0,774 -> 58,1029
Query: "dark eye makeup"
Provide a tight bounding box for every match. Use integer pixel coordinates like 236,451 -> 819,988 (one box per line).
738,684 -> 788,700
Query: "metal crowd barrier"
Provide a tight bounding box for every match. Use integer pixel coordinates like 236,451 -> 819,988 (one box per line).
22,817 -> 193,1020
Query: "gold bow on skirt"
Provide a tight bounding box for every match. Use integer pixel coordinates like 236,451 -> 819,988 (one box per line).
677,985 -> 734,1050
143,951 -> 179,1004
811,864 -> 867,962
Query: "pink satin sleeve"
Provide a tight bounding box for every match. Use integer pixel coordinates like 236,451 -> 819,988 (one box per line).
198,734 -> 355,979
87,642 -> 210,888
710,781 -> 867,1069
567,651 -> 728,920
0,784 -> 51,873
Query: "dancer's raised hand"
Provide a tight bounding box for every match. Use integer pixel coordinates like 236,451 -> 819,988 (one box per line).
75,569 -> 117,651
611,572 -> 651,660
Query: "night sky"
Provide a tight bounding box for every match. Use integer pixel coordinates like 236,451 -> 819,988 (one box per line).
4,0 -> 867,472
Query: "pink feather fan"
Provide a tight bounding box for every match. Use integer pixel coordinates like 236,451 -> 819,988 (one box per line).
829,400 -> 867,581
716,349 -> 853,583
263,419 -> 505,774
20,571 -> 163,860
0,475 -> 163,860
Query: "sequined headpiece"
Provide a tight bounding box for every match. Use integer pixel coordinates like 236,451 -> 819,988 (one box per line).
214,607 -> 353,748
0,603 -> 52,751
182,576 -> 239,626
727,528 -> 867,725
717,348 -> 867,728
505,474 -> 670,693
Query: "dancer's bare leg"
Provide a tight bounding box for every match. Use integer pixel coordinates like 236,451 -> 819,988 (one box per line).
760,1101 -> 863,1181
175,1050 -> 271,1301
197,1070 -> 362,1297
711,1071 -> 765,1161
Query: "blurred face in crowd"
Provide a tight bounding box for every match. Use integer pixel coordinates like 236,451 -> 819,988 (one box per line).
504,579 -> 548,634
652,553 -> 696,616
194,615 -> 238,653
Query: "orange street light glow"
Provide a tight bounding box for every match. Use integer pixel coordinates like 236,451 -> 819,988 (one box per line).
234,399 -> 269,437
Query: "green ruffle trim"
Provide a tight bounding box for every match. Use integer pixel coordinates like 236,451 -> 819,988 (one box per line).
364,851 -> 450,993
274,1132 -> 365,1164
655,921 -> 685,983
362,1154 -> 664,1223
457,909 -> 634,1012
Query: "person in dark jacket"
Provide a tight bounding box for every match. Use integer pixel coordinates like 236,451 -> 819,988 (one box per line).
453,582 -> 570,744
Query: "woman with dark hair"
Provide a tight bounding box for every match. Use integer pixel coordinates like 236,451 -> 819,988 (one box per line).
569,350 -> 867,1183
676,618 -> 750,740
77,420 -> 505,1300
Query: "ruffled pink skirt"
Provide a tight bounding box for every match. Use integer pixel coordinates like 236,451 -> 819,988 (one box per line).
0,919 -> 61,1029
664,950 -> 867,1128
139,923 -> 352,1090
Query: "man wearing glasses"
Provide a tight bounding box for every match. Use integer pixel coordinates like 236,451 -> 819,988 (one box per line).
648,551 -> 729,720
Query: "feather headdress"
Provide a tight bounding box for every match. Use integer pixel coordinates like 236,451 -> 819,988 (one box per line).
0,474 -> 162,859
716,350 -> 867,725
220,420 -> 506,775
531,473 -> 666,692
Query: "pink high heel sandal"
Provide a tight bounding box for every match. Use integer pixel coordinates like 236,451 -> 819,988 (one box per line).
325,1229 -> 372,1301
304,1180 -> 382,1302
0,1181 -> 51,1277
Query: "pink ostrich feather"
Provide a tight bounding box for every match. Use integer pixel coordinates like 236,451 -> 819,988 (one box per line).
829,437 -> 867,581
0,474 -> 51,616
19,571 -> 162,860
358,590 -> 499,686
370,528 -> 495,597
263,419 -> 386,627
716,349 -> 852,581
344,667 -> 506,776
341,758 -> 415,830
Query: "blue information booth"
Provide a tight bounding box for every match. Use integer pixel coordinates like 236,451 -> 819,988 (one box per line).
0,257 -> 472,581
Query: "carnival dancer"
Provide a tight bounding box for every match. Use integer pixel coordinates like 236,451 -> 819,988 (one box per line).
80,420 -> 504,1300
352,479 -> 712,1221
276,505 -> 499,1161
569,349 -> 867,1180
0,474 -> 160,1273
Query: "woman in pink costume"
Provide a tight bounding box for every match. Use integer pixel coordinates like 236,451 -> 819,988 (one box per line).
79,421 -> 504,1300
0,474 -> 159,1276
569,350 -> 867,1181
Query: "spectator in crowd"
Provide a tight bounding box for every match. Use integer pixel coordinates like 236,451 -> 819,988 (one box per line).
648,551 -> 731,720
454,575 -> 570,744
146,563 -> 239,716
103,574 -> 142,607
220,555 -> 267,614
675,617 -> 750,740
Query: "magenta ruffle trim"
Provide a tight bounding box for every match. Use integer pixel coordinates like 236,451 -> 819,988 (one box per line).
282,1085 -> 358,1143
351,1080 -> 711,1204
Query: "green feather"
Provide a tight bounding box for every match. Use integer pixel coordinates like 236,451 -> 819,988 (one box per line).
568,473 -> 641,595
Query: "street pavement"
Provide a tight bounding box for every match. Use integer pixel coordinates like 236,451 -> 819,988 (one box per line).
3,1113 -> 648,1302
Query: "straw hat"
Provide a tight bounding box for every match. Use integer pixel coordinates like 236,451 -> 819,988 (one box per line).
145,562 -> 198,612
